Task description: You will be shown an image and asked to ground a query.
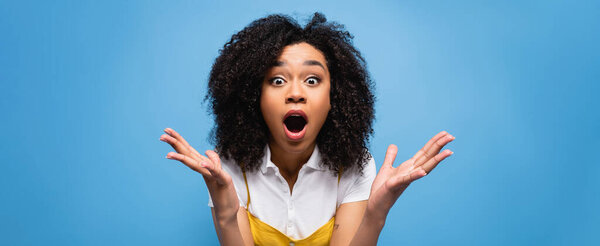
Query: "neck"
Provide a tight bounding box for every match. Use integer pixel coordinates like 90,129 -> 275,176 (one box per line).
268,141 -> 316,183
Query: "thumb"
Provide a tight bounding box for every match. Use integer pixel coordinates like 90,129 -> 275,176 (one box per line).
383,144 -> 398,168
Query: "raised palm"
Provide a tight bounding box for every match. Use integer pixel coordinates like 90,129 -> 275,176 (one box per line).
159,128 -> 239,221
368,131 -> 455,220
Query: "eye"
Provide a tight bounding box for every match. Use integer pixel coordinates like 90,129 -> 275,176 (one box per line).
270,77 -> 285,86
306,76 -> 320,85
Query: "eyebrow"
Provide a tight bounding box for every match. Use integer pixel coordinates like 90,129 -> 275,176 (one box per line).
274,60 -> 326,70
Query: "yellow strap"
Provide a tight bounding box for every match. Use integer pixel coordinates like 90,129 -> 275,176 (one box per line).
243,170 -> 250,208
247,209 -> 335,245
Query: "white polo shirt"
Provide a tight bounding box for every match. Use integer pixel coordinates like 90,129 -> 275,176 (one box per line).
208,144 -> 376,239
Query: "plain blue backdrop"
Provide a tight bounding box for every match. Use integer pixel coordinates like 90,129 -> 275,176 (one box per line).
1,0 -> 598,245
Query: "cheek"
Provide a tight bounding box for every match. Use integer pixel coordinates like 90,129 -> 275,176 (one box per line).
260,89 -> 281,125
260,87 -> 271,113
323,84 -> 332,112
313,88 -> 331,123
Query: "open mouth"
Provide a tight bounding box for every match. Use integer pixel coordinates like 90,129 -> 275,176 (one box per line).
284,115 -> 307,133
283,110 -> 308,141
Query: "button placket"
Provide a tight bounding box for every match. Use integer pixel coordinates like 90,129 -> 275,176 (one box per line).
287,196 -> 295,234
287,196 -> 295,233
286,169 -> 301,234
276,173 -> 287,193
288,202 -> 294,217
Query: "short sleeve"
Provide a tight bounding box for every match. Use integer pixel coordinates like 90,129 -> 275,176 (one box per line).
340,156 -> 376,204
207,158 -> 247,209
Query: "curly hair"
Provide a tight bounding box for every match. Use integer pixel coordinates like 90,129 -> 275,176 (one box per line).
206,12 -> 375,174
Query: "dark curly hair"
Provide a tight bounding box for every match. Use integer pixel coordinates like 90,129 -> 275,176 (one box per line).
206,12 -> 375,174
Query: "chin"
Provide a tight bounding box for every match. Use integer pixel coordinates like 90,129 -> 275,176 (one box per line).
276,136 -> 316,154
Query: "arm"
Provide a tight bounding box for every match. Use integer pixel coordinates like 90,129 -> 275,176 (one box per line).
329,201 -> 368,246
346,131 -> 456,245
211,206 -> 253,246
160,128 -> 253,246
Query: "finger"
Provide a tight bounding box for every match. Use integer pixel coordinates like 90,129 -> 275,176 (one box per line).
164,128 -> 203,158
166,152 -> 211,177
191,150 -> 215,171
160,134 -> 191,155
421,149 -> 453,173
410,131 -> 448,164
414,133 -> 455,167
387,167 -> 427,191
201,155 -> 229,185
205,150 -> 226,182
383,144 -> 398,168
205,150 -> 221,169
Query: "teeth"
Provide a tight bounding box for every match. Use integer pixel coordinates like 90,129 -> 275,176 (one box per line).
287,114 -> 304,120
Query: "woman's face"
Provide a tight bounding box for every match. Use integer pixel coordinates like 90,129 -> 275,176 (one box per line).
260,42 -> 331,155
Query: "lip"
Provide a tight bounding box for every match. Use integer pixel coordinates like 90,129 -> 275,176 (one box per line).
283,110 -> 308,122
283,109 -> 308,141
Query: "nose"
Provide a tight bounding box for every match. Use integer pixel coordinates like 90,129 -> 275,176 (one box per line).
286,81 -> 306,103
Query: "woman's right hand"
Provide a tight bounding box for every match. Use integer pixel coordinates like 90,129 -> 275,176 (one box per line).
160,128 -> 240,224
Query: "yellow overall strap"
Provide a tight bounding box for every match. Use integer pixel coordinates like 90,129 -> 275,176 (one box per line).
243,171 -> 250,208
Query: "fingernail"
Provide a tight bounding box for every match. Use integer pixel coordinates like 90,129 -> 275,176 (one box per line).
200,162 -> 208,168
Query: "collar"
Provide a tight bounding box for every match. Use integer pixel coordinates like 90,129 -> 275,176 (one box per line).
260,144 -> 326,174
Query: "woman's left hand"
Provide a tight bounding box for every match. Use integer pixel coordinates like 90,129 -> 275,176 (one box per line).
366,131 -> 455,223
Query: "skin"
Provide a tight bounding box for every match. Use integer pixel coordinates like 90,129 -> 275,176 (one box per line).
260,42 -> 331,191
160,42 -> 455,246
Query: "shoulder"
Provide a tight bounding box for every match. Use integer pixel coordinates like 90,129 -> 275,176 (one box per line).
337,150 -> 376,205
341,151 -> 376,180
220,156 -> 247,188
218,156 -> 249,207
220,156 -> 243,176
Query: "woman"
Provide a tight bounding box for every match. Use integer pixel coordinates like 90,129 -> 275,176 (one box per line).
160,12 -> 454,245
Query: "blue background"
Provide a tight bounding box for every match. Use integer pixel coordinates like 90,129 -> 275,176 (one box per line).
1,0 -> 598,245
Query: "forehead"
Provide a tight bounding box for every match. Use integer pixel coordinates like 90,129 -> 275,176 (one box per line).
277,42 -> 327,66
